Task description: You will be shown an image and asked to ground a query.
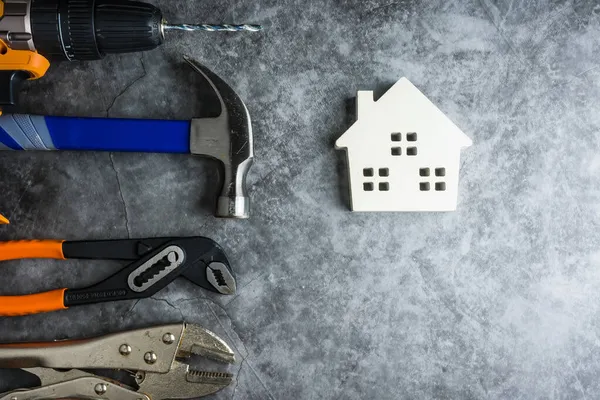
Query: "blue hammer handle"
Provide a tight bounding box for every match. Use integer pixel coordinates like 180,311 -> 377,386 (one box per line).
0,114 -> 191,153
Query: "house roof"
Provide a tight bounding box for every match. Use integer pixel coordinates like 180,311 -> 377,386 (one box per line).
336,78 -> 472,149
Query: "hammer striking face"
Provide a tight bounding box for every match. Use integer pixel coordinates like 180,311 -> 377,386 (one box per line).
0,57 -> 254,219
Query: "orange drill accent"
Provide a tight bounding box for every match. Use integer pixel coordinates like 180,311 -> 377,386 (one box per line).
0,40 -> 50,79
0,214 -> 8,224
0,240 -> 65,261
0,41 -> 50,116
0,289 -> 67,316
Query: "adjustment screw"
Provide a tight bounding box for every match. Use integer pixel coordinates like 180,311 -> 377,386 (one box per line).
119,344 -> 132,356
144,351 -> 157,364
94,383 -> 108,395
162,333 -> 175,344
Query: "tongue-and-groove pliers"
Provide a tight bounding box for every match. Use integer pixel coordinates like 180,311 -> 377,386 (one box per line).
0,237 -> 236,316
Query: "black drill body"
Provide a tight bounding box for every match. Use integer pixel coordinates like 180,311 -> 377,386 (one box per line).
30,0 -> 164,61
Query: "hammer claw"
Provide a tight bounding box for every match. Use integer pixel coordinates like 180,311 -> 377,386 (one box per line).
186,57 -> 254,219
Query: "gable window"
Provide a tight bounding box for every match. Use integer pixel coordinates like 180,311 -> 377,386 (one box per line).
390,132 -> 418,156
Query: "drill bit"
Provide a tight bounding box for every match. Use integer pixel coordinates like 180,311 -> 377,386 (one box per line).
163,23 -> 262,32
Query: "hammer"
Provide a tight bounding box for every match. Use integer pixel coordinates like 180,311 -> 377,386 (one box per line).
0,57 -> 254,219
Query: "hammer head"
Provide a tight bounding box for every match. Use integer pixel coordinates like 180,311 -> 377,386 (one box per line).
185,56 -> 254,219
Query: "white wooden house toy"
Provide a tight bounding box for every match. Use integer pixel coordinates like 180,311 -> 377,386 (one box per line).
335,78 -> 472,212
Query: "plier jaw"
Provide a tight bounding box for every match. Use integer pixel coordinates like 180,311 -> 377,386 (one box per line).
0,323 -> 236,400
0,237 -> 237,316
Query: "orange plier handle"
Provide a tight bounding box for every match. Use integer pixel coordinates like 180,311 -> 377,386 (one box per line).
0,240 -> 68,316
0,239 -> 65,261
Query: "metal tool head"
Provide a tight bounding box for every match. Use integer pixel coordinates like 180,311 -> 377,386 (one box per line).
206,262 -> 236,295
137,324 -> 235,399
137,360 -> 233,399
177,323 -> 236,364
179,238 -> 237,295
184,56 -> 254,219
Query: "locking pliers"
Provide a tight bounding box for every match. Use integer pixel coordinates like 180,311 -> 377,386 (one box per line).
0,322 -> 235,399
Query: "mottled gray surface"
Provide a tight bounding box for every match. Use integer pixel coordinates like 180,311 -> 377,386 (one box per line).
0,0 -> 599,398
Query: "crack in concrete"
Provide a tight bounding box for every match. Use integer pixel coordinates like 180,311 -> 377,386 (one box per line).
150,297 -> 185,321
231,356 -> 246,400
104,55 -> 147,238
109,153 -> 130,238
106,56 -> 147,117
203,301 -> 276,400
121,299 -> 142,321
206,302 -> 249,358
246,360 -> 276,400
9,180 -> 33,218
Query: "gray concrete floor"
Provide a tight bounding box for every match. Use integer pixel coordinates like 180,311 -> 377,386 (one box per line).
2,0 -> 600,398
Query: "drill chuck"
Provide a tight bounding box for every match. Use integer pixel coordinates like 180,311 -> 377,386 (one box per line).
30,0 -> 164,60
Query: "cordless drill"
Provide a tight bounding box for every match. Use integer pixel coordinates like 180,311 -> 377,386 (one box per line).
0,0 -> 260,113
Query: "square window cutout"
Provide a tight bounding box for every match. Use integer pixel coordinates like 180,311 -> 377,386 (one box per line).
379,168 -> 389,177
435,182 -> 446,191
407,147 -> 417,156
435,168 -> 446,177
391,133 -> 401,142
379,182 -> 389,191
420,182 -> 430,191
363,168 -> 374,177
419,168 -> 430,177
406,132 -> 417,141
391,147 -> 402,156
364,182 -> 374,191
